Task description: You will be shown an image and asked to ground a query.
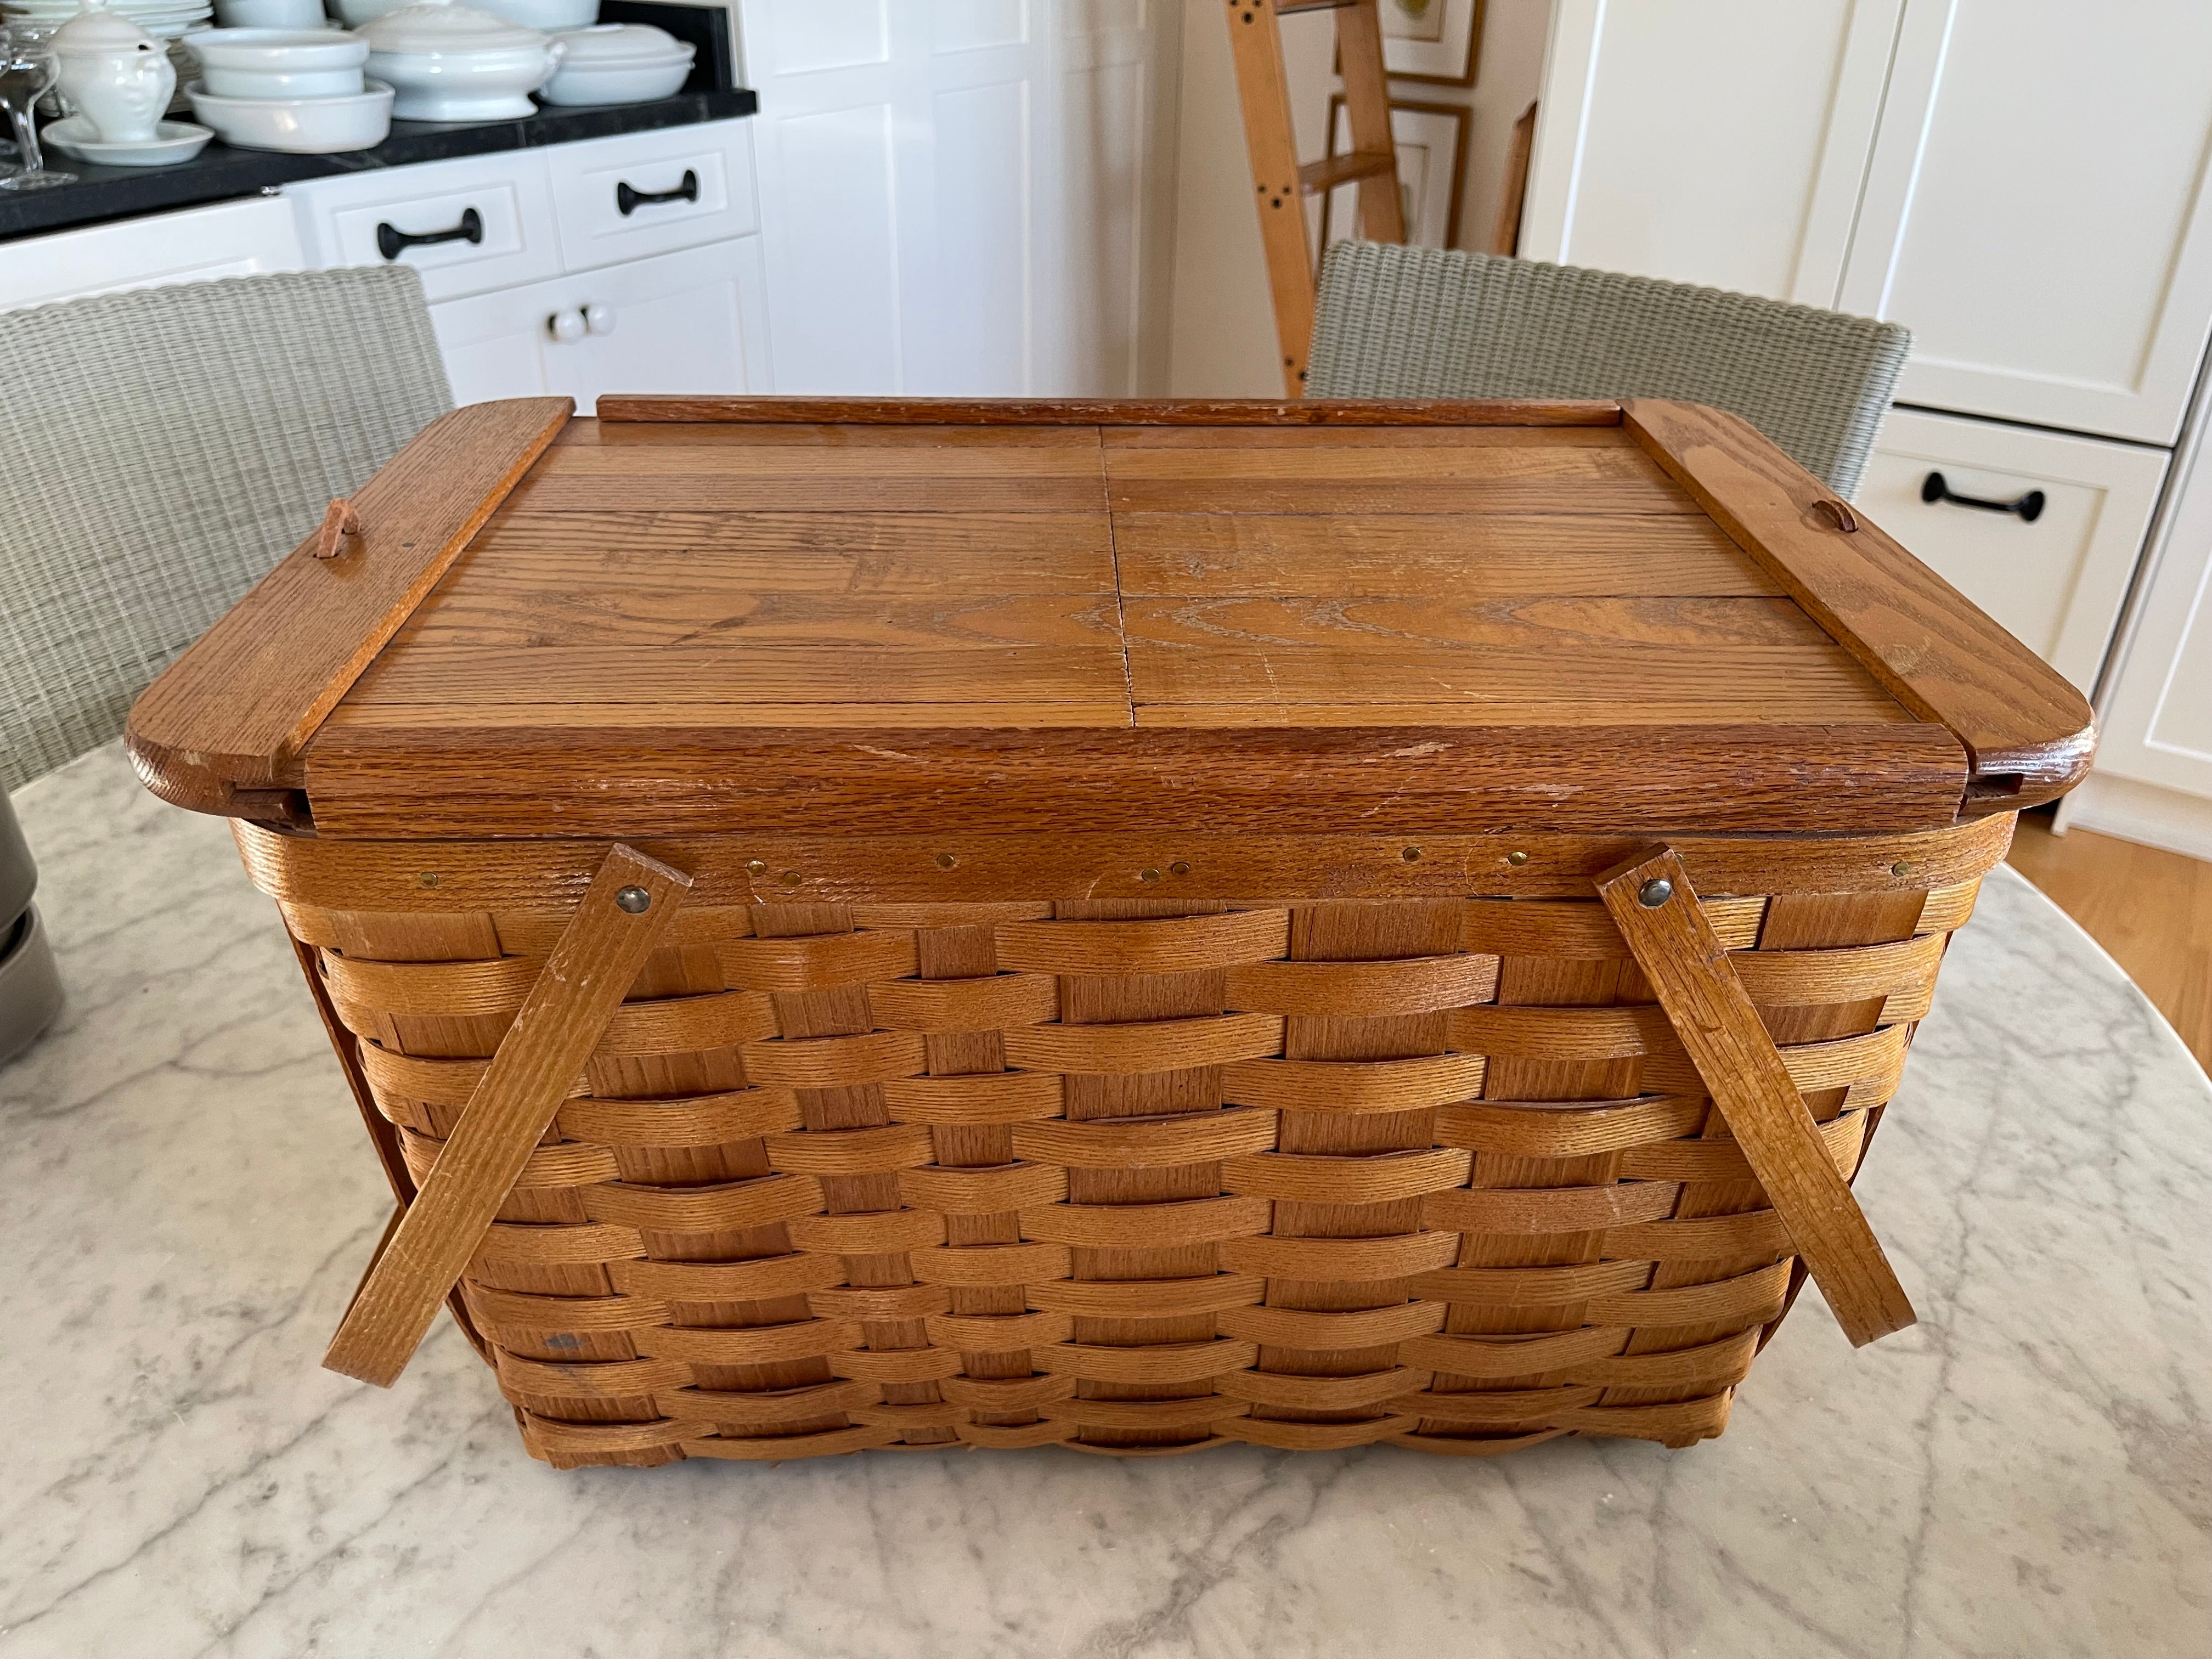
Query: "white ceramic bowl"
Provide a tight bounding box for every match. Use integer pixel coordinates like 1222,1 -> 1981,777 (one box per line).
368,40 -> 557,117
537,50 -> 686,104
471,0 -> 592,29
360,3 -> 559,121
201,59 -> 360,93
325,0 -> 417,26
212,0 -> 324,27
189,29 -> 368,94
185,75 -> 392,150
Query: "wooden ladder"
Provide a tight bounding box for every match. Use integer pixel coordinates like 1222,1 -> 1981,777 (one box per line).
1226,0 -> 1406,396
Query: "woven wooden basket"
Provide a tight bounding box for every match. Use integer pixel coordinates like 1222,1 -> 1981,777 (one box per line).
240,811 -> 2009,1467
126,392 -> 2095,1469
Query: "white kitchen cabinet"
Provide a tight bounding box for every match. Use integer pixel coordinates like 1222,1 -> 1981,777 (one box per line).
285,118 -> 767,410
1526,0 -> 2212,441
428,237 -> 768,411
2063,407 -> 2212,859
1836,1 -> 2212,444
0,195 -> 302,311
1526,1 -> 2212,851
1522,0 -> 1899,303
733,0 -> 1181,396
1859,411 -> 2170,693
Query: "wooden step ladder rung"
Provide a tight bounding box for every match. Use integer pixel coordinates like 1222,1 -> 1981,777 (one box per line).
1225,0 -> 1406,396
1298,149 -> 1397,195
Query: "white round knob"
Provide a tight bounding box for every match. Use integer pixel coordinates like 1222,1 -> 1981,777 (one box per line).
584,302 -> 615,337
548,308 -> 585,345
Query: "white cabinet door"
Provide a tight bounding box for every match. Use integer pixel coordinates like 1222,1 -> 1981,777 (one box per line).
1837,0 -> 2212,443
2087,410 -> 2212,812
1859,410 -> 2169,692
1522,0 -> 1901,303
733,0 -> 1178,396
428,238 -> 766,411
426,270 -> 592,408
575,236 -> 768,405
0,196 -> 302,310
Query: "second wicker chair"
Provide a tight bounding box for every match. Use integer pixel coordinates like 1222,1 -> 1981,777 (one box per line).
1306,241 -> 1909,496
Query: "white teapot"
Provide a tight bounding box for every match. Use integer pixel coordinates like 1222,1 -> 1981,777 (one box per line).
53,0 -> 174,144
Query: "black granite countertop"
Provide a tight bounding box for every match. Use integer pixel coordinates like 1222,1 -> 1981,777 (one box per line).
0,87 -> 758,243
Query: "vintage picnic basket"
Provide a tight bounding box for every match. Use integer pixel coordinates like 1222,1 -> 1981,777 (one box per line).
127,394 -> 2094,1468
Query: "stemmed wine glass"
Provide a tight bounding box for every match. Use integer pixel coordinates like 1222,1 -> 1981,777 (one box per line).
0,25 -> 76,193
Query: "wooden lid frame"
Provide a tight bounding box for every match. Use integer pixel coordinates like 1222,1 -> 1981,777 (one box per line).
126,396 -> 2094,839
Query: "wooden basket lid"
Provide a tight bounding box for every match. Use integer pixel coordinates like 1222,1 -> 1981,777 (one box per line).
126,395 -> 2092,840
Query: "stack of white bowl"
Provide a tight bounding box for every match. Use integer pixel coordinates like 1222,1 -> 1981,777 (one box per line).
2,0 -> 213,42
184,24 -> 394,151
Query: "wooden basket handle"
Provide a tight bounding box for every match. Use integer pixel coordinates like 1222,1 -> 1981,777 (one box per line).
1598,847 -> 1916,1347
323,843 -> 692,1386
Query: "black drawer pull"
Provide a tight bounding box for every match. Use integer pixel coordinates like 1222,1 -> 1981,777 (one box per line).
376,208 -> 483,262
1921,470 -> 2045,523
617,170 -> 698,217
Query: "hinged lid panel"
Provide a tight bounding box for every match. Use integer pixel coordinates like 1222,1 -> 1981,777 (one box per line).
128,397 -> 2095,838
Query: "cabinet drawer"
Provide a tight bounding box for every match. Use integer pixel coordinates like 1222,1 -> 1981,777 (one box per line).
0,197 -> 302,311
289,151 -> 560,302
430,237 -> 766,412
549,120 -> 758,274
1860,409 -> 2170,693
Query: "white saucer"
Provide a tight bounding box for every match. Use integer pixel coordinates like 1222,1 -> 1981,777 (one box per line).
41,116 -> 214,167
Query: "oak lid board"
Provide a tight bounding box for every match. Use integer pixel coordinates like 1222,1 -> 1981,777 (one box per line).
125,396 -> 2095,839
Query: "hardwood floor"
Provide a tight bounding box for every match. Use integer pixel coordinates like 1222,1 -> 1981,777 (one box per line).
2007,812 -> 2212,1070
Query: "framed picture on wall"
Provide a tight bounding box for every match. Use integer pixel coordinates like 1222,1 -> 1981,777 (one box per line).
1378,0 -> 1481,87
1318,96 -> 1471,252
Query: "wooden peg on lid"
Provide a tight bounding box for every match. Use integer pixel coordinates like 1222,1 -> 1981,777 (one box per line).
314,497 -> 362,560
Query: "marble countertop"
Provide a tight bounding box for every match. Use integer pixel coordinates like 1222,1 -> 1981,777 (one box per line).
2,743 -> 2206,1659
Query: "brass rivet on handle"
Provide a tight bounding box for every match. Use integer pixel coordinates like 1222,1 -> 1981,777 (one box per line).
417,871 -> 439,888
935,853 -> 957,869
1140,868 -> 1162,883
1169,861 -> 1191,876
1638,878 -> 1674,908
1892,861 -> 1912,877
1401,846 -> 1423,862
780,871 -> 802,886
615,886 -> 651,914
1504,850 -> 1529,867
744,859 -> 768,877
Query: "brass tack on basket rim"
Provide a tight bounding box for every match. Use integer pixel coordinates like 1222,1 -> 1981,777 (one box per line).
1169,860 -> 1192,876
1401,845 -> 1423,862
417,872 -> 438,888
614,886 -> 651,914
1505,850 -> 1529,866
779,870 -> 802,886
1638,877 -> 1674,908
934,853 -> 957,869
743,859 -> 767,877
1893,861 -> 1912,877
1140,867 -> 1162,882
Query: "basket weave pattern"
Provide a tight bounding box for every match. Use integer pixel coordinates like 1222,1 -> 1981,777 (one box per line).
285,851 -> 1986,1468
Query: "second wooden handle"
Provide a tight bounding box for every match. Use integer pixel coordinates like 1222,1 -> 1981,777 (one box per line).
1599,847 -> 1916,1347
322,842 -> 691,1386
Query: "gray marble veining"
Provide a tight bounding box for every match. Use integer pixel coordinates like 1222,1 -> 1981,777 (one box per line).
2,742 -> 2206,1659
